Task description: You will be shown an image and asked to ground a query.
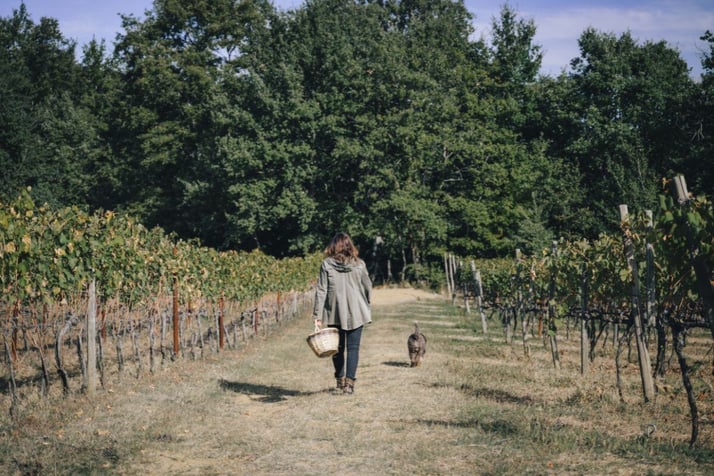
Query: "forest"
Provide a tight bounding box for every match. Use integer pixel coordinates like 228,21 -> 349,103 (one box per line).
2,0 -> 713,281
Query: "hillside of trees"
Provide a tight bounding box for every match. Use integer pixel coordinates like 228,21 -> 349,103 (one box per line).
2,0 -> 713,282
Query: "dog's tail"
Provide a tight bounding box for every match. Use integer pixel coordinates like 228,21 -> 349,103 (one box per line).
413,321 -> 420,335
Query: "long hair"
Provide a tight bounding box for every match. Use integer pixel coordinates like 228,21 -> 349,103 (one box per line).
325,232 -> 359,263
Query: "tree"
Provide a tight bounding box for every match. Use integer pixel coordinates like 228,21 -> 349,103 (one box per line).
544,29 -> 694,237
110,0 -> 267,247
489,3 -> 542,89
435,4 -> 571,257
685,30 -> 714,199
0,4 -> 96,207
79,39 -> 124,211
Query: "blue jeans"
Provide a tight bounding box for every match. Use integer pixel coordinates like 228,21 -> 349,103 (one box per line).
331,325 -> 363,380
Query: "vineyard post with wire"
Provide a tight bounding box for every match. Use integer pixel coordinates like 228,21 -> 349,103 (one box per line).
580,262 -> 589,375
515,249 -> 529,357
471,262 -> 487,334
547,240 -> 561,369
86,278 -> 97,395
619,204 -> 655,403
450,254 -> 458,305
444,252 -> 452,298
172,246 -> 179,359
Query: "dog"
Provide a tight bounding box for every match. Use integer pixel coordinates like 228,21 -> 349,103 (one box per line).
407,321 -> 427,367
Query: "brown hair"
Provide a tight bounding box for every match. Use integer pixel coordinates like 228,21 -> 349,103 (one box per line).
325,232 -> 359,263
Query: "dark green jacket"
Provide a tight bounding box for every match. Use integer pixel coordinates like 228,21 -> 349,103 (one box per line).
312,257 -> 372,330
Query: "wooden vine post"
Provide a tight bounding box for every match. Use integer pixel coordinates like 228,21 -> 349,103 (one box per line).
644,210 -> 657,331
580,262 -> 589,375
450,254 -> 458,305
515,249 -> 529,357
619,204 -> 655,403
86,278 -> 97,395
218,291 -> 225,351
471,261 -> 487,334
172,246 -> 180,358
462,260 -> 470,313
444,253 -> 452,298
547,241 -> 561,370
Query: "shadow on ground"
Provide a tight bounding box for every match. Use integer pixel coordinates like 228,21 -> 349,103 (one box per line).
382,361 -> 410,368
219,379 -> 324,402
416,418 -> 520,436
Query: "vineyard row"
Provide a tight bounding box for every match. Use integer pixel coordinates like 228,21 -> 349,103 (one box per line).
446,176 -> 714,446
1,188 -> 320,412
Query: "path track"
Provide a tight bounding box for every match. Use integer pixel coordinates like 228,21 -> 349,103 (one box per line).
8,287 -> 713,475
111,288 -> 478,475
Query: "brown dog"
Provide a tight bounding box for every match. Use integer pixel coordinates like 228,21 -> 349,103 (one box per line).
407,322 -> 427,367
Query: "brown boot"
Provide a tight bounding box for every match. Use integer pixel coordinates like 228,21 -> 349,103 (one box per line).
343,378 -> 355,395
332,377 -> 346,394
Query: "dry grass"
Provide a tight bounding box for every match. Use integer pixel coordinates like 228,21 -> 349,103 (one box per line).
1,288 -> 713,475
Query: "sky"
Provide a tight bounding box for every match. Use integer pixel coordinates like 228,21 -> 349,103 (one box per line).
3,0 -> 713,78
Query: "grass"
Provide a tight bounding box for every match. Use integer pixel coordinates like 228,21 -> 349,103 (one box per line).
0,292 -> 712,475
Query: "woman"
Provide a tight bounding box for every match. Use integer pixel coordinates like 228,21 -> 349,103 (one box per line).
312,232 -> 372,395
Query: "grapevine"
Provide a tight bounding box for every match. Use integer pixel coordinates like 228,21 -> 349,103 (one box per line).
1,188 -> 321,407
450,177 -> 714,445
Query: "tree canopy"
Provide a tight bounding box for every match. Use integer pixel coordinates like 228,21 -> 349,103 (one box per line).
1,0 -> 710,281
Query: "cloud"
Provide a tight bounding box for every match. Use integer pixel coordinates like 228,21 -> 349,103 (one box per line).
470,0 -> 712,77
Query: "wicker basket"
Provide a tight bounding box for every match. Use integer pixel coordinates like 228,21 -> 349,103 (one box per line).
307,325 -> 339,358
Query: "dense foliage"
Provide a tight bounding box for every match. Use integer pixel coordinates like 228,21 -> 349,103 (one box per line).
2,0 -> 712,282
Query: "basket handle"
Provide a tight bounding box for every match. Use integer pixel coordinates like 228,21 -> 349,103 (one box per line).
314,322 -> 321,333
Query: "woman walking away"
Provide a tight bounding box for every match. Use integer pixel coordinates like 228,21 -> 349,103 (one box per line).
312,232 -> 372,395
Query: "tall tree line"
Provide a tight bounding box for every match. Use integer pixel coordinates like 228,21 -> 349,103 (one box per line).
2,0 -> 712,281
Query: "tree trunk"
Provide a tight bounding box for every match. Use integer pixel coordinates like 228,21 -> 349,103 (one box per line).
4,337 -> 18,417
614,326 -> 629,402
55,312 -> 80,395
672,323 -> 699,446
131,320 -> 143,378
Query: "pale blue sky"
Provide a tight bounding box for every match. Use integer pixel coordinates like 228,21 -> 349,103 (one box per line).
4,0 -> 712,78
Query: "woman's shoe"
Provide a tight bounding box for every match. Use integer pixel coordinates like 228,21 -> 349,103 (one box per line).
343,378 -> 355,395
332,377 -> 346,394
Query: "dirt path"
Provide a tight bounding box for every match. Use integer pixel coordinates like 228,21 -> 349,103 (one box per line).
101,287 -> 459,475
